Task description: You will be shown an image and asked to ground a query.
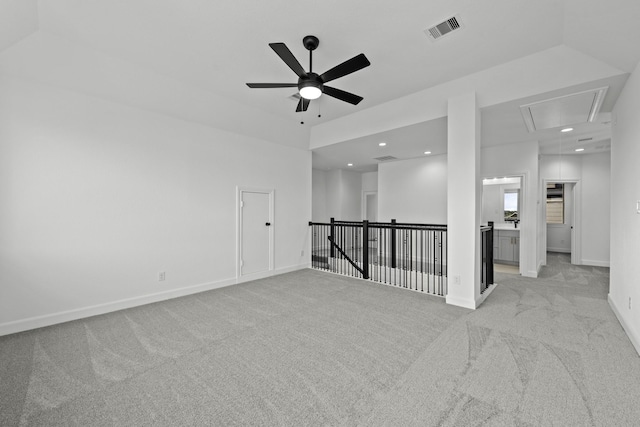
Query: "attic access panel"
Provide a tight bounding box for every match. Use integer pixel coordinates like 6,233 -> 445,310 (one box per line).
519,87 -> 608,132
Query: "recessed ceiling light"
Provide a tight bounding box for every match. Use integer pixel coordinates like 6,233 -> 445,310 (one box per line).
424,151 -> 432,155
379,142 -> 387,147
347,163 -> 353,167
575,148 -> 585,152
561,127 -> 574,133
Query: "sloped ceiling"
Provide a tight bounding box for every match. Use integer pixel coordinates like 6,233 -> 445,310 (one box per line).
0,0 -> 38,51
0,0 -> 639,158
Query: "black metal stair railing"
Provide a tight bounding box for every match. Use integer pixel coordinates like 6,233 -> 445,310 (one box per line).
309,218 -> 449,296
480,221 -> 495,294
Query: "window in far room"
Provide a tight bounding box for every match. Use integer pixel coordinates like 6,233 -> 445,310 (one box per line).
504,189 -> 519,221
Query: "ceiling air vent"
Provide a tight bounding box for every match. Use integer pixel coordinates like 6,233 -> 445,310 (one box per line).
578,137 -> 593,142
374,156 -> 398,162
425,15 -> 462,41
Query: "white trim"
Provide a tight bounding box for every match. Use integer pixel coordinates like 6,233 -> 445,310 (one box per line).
482,173 -> 528,278
445,295 -> 476,309
581,259 -> 610,267
236,187 -> 275,280
237,263 -> 309,283
609,294 -> 640,357
0,263 -> 311,337
0,276 -> 236,337
542,178 -> 581,266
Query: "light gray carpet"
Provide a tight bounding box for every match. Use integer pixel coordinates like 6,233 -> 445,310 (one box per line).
1,255 -> 639,426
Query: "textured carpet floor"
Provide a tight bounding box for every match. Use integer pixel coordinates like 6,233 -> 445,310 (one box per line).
1,255 -> 639,426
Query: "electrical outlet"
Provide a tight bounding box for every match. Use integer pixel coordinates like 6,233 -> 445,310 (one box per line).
301,250 -> 304,256
629,297 -> 632,310
454,275 -> 461,286
158,271 -> 166,281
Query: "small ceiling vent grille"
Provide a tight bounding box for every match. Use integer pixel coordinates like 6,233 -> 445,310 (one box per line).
374,156 -> 398,162
578,137 -> 593,142
425,15 -> 462,40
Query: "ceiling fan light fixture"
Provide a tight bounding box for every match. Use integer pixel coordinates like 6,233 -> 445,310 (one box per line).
299,79 -> 322,100
299,86 -> 322,100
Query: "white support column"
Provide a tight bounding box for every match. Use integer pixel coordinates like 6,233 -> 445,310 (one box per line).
446,92 -> 481,309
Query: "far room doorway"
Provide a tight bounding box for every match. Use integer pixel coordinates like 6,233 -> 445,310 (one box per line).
362,191 -> 378,222
481,176 -> 523,275
545,181 -> 579,265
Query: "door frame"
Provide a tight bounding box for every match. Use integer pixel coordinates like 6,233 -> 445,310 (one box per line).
542,179 -> 581,265
236,186 -> 275,281
481,173 -> 526,276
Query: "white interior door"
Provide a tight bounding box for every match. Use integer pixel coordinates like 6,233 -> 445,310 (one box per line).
240,190 -> 272,276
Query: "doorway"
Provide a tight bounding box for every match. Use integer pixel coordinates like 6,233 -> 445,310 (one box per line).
362,191 -> 378,222
544,180 -> 580,265
237,187 -> 274,280
481,175 -> 524,275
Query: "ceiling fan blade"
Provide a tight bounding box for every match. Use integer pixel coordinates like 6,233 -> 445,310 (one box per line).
296,97 -> 310,112
269,43 -> 306,78
323,86 -> 363,105
246,83 -> 298,88
319,53 -> 370,83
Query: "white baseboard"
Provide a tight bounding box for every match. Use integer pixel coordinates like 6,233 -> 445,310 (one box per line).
608,294 -> 640,357
236,263 -> 309,284
0,263 -> 310,337
581,259 -> 610,267
445,295 -> 476,310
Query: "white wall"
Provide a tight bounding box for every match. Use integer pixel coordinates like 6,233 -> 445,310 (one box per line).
325,170 -> 342,220
312,169 -> 363,222
361,171 -> 378,193
0,76 -> 312,334
610,60 -> 640,355
581,153 -> 611,265
540,155 -> 582,180
340,170 -> 362,221
378,155 -> 448,223
312,168 -> 328,222
481,141 -> 539,277
539,152 -> 611,266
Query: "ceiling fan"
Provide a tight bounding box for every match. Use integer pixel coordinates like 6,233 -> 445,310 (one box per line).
246,35 -> 371,112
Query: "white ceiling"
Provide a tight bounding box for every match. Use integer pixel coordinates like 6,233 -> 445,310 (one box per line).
313,74 -> 628,172
1,0 -> 639,166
